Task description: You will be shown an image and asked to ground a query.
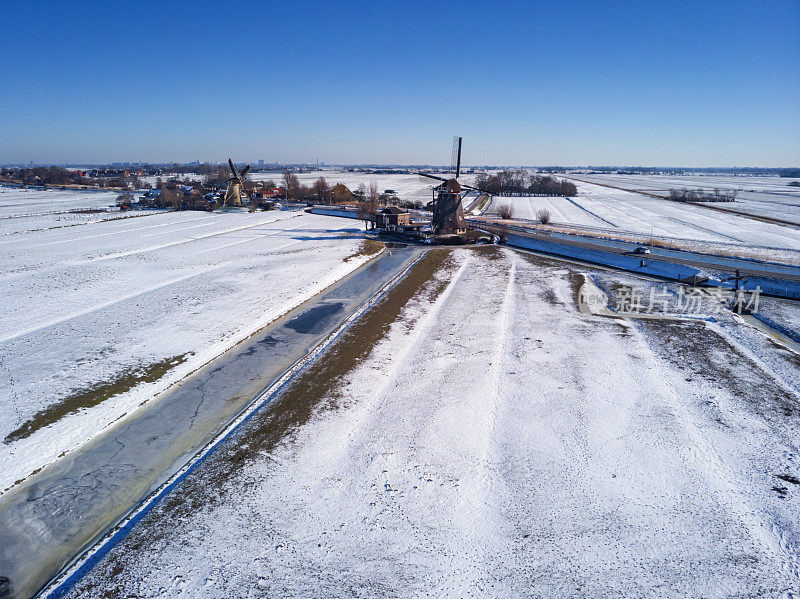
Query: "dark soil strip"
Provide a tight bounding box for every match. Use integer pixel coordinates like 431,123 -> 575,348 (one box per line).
5,354 -> 190,444
345,238 -> 384,262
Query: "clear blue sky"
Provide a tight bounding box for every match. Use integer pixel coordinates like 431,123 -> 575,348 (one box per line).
1,0 -> 798,166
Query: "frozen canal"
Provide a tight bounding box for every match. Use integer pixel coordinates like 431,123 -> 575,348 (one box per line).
0,192 -> 379,493
0,244 -> 422,599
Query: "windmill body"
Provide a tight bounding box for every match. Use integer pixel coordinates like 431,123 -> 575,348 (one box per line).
421,137 -> 468,235
432,178 -> 467,235
224,181 -> 243,207
222,158 -> 254,209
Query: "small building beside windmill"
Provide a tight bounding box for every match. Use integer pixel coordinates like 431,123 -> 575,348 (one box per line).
373,206 -> 428,237
375,206 -> 410,228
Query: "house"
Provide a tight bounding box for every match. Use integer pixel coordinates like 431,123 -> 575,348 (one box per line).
375,206 -> 410,228
254,187 -> 283,199
373,206 -> 428,237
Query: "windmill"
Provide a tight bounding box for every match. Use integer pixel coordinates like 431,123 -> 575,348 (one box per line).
222,158 -> 254,208
418,137 -> 481,235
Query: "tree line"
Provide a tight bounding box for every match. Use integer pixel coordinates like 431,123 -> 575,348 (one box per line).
668,188 -> 737,202
474,170 -> 577,196
3,166 -> 98,187
128,171 -> 400,212
1,166 -> 149,189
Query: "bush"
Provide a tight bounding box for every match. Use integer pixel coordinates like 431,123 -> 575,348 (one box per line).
536,208 -> 551,224
497,204 -> 514,219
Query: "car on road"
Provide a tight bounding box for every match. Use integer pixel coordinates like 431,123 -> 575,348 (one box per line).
633,246 -> 651,254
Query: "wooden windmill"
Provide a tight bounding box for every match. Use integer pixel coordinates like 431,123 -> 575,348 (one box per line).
223,158 -> 254,208
419,137 -> 470,235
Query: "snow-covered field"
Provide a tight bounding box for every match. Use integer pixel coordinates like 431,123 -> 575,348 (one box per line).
68,247 -> 800,597
0,186 -> 151,236
0,190 -> 378,492
492,178 -> 800,252
575,173 -> 800,225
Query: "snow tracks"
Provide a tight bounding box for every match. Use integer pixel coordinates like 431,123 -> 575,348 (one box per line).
63,246 -> 800,598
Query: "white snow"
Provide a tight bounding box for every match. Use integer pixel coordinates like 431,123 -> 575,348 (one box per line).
575,173 -> 800,226
0,190 -> 379,492
492,178 -> 800,252
0,186 -> 152,236
69,247 -> 800,597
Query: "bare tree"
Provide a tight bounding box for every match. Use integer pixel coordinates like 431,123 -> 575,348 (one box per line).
497,203 -> 514,219
312,176 -> 330,204
536,208 -> 551,224
369,181 -> 379,206
282,171 -> 301,199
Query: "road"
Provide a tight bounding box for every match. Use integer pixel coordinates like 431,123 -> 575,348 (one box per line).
0,244 -> 423,599
472,219 -> 800,284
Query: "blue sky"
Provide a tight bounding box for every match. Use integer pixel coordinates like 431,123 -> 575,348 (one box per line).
1,0 -> 798,166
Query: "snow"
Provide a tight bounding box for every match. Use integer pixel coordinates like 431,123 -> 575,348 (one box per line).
575,173 -> 800,226
755,297 -> 800,343
491,178 -> 800,253
0,186 -> 152,235
67,247 -> 800,597
490,195 -> 603,227
0,190 -> 379,492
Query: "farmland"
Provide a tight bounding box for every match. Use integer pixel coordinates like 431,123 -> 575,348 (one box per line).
573,173 -> 800,226
64,247 -> 800,597
2,179 -> 800,598
490,176 -> 800,253
0,189 -> 377,492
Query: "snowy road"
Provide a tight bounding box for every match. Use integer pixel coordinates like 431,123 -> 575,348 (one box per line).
63,247 -> 800,597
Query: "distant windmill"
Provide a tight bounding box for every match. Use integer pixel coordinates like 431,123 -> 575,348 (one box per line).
223,158 -> 254,208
